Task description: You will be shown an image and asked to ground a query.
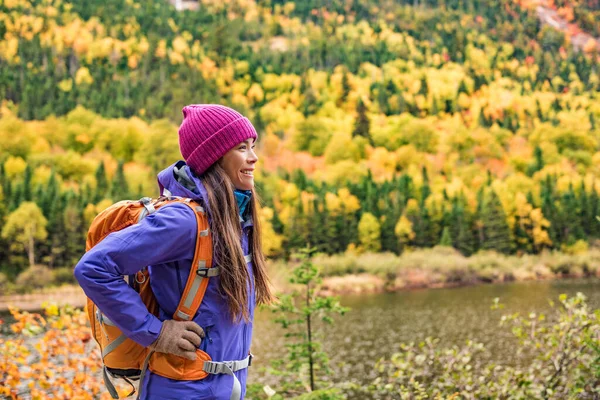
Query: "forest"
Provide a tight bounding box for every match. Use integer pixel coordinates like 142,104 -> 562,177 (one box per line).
0,0 -> 599,291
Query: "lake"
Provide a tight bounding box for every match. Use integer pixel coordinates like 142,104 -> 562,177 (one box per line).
249,278 -> 600,389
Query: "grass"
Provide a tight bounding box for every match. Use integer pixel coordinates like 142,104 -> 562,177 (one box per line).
268,247 -> 600,295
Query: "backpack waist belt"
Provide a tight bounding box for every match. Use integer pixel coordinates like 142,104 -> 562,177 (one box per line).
203,354 -> 253,400
138,351 -> 252,400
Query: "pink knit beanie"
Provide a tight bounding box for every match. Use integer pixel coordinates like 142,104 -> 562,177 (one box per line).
178,104 -> 258,175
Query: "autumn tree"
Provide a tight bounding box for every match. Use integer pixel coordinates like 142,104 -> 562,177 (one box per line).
2,202 -> 48,271
358,212 -> 381,252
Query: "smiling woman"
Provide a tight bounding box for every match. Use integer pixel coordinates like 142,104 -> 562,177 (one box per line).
74,104 -> 274,400
220,138 -> 258,191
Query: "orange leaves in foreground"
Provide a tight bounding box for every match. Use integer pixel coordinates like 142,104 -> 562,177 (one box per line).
0,304 -> 129,399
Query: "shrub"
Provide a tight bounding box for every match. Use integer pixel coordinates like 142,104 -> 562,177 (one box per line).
468,250 -> 514,282
561,239 -> 589,255
52,267 -> 76,285
314,252 -> 361,277
15,265 -> 54,293
363,293 -> 600,399
0,271 -> 7,293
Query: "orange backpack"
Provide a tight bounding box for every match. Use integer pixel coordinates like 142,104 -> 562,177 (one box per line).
85,196 -> 217,399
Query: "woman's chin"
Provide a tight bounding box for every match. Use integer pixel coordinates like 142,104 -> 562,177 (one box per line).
235,180 -> 254,191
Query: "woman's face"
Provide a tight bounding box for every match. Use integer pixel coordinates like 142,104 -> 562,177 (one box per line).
220,138 -> 258,190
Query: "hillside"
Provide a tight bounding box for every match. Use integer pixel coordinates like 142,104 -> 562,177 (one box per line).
0,0 -> 599,284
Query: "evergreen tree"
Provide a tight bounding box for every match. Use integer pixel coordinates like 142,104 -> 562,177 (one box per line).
352,98 -> 371,144
271,207 -> 285,235
22,164 -> 32,202
541,175 -> 559,246
420,166 -> 431,206
439,226 -> 452,247
478,109 -> 489,127
41,170 -> 59,217
95,162 -> 109,203
526,146 -> 544,177
457,79 -> 468,94
0,188 -> 10,272
456,212 -> 476,256
340,71 -> 351,105
380,199 -> 401,254
481,189 -> 512,254
110,161 -> 129,201
415,205 -> 435,248
561,184 -> 585,243
589,189 -> 600,238
418,75 -> 429,96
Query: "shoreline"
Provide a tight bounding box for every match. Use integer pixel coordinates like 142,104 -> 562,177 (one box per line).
1,272 -> 598,312
319,271 -> 599,297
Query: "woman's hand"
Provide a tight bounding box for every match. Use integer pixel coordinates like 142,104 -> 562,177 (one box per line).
149,320 -> 205,360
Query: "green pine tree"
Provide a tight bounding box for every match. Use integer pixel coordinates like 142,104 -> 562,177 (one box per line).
481,189 -> 512,254
418,75 -> 429,96
352,98 -> 371,144
95,161 -> 109,203
439,226 -> 453,247
109,161 -> 129,201
420,166 -> 431,206
22,164 -> 32,202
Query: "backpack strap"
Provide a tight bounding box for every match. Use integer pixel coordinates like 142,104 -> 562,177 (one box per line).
173,200 -> 217,321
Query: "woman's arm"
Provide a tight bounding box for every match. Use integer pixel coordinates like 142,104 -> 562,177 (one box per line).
74,203 -> 198,347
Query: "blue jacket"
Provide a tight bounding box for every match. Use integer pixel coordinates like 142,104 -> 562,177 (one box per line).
75,161 -> 255,399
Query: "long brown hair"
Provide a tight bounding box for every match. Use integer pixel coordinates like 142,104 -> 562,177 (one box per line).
200,162 -> 274,322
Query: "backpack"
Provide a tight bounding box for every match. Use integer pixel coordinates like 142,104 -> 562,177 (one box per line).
85,196 -> 218,399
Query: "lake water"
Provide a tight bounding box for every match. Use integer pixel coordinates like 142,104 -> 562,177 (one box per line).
2,278 -> 599,393
249,278 -> 600,389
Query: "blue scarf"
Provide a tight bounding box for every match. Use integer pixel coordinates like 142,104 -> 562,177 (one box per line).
234,189 -> 252,219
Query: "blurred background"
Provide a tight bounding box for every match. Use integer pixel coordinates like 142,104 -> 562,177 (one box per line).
0,0 -> 599,398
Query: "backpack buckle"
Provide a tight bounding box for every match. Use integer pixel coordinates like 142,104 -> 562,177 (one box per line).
196,267 -> 220,277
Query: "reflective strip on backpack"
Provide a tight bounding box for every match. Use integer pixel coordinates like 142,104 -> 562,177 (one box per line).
179,260 -> 220,314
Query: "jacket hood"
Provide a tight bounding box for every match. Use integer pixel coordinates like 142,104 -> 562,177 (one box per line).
157,161 -> 254,227
157,161 -> 211,210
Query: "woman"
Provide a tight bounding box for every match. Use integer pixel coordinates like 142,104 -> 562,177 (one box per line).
75,104 -> 274,399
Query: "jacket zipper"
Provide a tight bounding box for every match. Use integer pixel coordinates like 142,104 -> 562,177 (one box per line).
201,327 -> 212,352
175,263 -> 183,295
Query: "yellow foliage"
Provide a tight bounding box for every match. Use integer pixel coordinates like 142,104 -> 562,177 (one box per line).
337,188 -> 361,213
259,206 -> 283,257
4,156 -> 27,179
58,78 -> 73,92
323,134 -> 361,164
247,83 -> 265,104
32,165 -> 52,187
358,212 -> 381,252
395,215 -> 415,244
318,159 -> 368,185
530,208 -> 552,250
124,162 -> 153,195
280,182 -> 300,205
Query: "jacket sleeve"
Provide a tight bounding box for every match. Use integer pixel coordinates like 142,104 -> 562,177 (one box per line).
74,203 -> 198,347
